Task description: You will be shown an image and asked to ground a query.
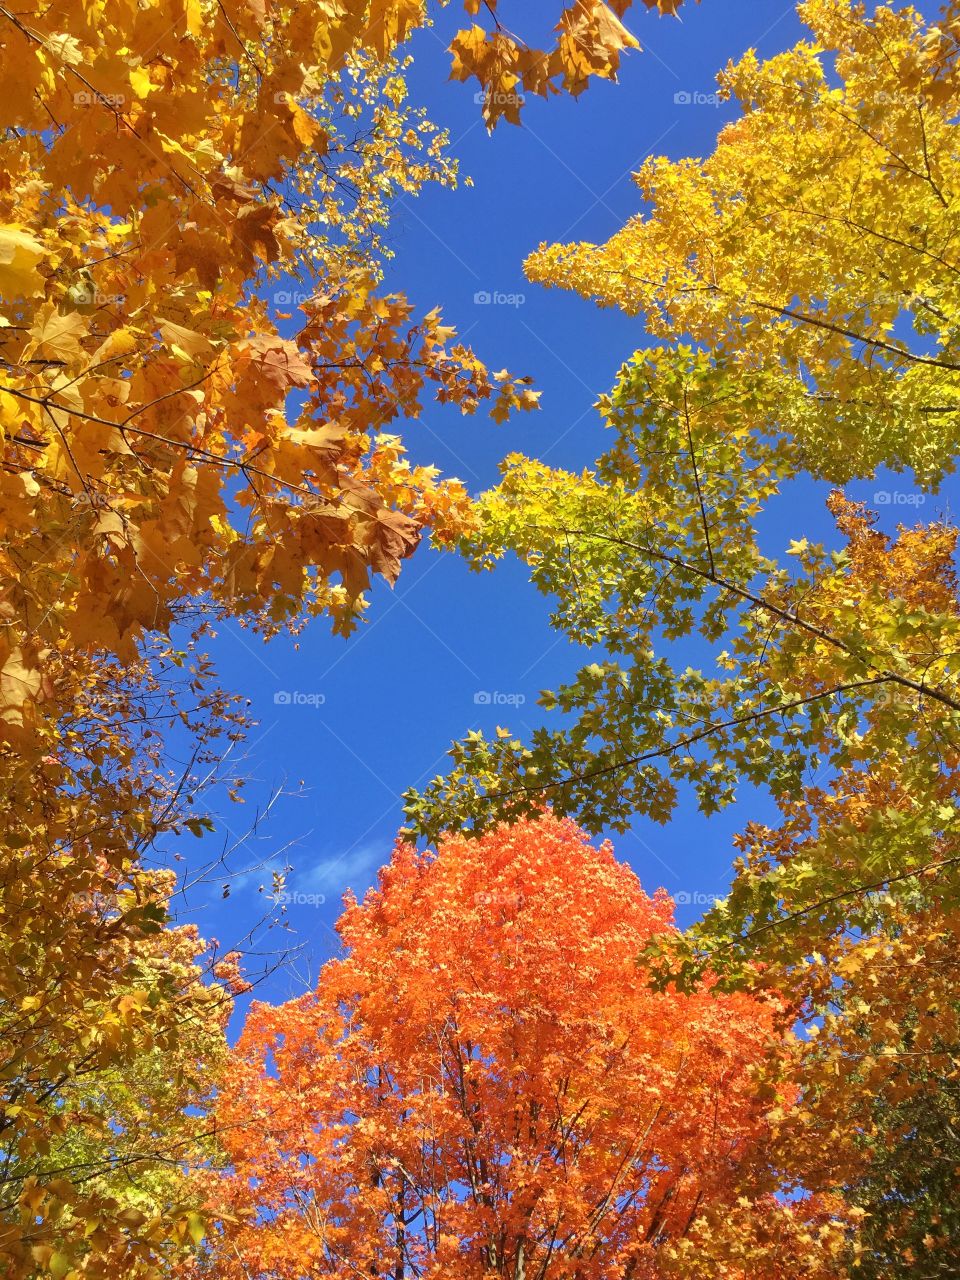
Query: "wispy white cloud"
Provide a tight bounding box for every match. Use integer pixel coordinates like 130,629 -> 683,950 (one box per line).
230,856 -> 286,892
294,840 -> 387,898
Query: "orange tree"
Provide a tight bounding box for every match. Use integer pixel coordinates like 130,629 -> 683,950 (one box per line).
202,814 -> 850,1280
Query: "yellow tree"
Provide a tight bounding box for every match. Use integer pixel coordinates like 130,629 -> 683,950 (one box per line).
406,0 -> 960,845
673,773 -> 960,1278
0,866 -> 245,1280
527,0 -> 960,484
0,640 -> 253,1278
1,4 -> 483,1271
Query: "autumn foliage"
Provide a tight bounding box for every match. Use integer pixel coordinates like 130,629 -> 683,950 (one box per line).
6,0 -> 960,1274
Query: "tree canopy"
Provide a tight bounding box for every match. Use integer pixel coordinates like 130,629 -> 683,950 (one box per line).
6,0 -> 960,1275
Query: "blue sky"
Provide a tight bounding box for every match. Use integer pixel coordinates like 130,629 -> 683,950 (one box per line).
176,0 -> 955,1011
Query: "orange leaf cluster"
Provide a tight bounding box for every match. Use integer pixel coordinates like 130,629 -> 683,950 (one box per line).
205,814 -> 843,1279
